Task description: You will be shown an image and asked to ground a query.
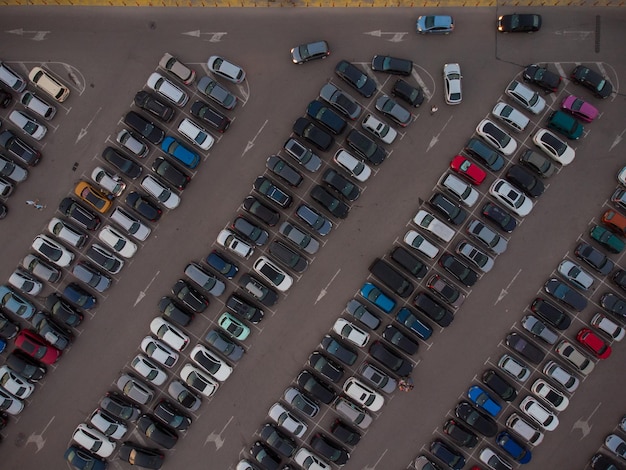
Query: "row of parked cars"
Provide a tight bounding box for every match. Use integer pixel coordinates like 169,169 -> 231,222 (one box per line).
588,414 -> 626,469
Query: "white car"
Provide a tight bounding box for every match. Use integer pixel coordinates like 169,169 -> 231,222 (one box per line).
140,336 -> 179,368
0,365 -> 35,399
8,110 -> 47,140
141,175 -> 180,210
109,207 -> 151,242
268,402 -> 307,438
118,375 -> 153,408
555,340 -> 594,375
332,318 -> 370,347
180,363 -> 219,398
443,63 -> 462,105
47,217 -> 87,248
476,119 -> 517,156
31,234 -> 74,267
439,173 -> 479,207
190,344 -> 233,382
0,387 -> 24,415
479,447 -> 512,470
0,61 -> 26,92
543,360 -> 579,392
413,210 -> 455,243
0,155 -> 28,183
91,166 -> 126,197
456,240 -> 494,273
533,129 -> 575,166
498,353 -> 530,382
116,129 -> 149,158
293,448 -> 331,470
217,229 -> 254,259
505,80 -> 546,114
591,312 -> 625,341
178,118 -> 214,151
149,317 -> 189,351
342,377 -> 384,412
20,91 -> 56,121
519,396 -> 559,431
253,256 -> 293,292
89,408 -> 128,440
72,424 -> 116,458
146,72 -> 188,106
207,56 -> 246,83
531,378 -> 569,411
29,66 -> 70,102
492,102 -> 529,132
605,434 -> 626,460
98,225 -> 138,259
403,230 -> 439,259
557,260 -> 594,290
130,354 -> 168,386
8,270 -> 43,295
361,113 -> 397,144
159,52 -> 196,85
489,179 -> 533,217
333,149 -> 371,182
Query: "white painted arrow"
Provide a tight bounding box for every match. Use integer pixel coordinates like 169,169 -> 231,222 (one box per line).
315,268 -> 342,304
571,402 -> 601,439
134,270 -> 160,307
363,449 -> 388,470
494,268 -> 522,305
75,107 -> 102,144
204,416 -> 234,449
427,115 -> 454,152
555,29 -> 593,39
242,119 -> 268,157
610,129 -> 625,152
182,30 -> 227,42
6,28 -> 50,41
364,30 -> 408,42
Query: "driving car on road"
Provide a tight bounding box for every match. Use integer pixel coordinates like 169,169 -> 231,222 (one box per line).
291,40 -> 330,64
498,13 -> 541,32
416,15 -> 454,33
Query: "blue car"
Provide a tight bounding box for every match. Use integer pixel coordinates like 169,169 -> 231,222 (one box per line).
62,283 -> 97,310
161,136 -> 200,169
496,431 -> 532,464
395,307 -> 433,340
0,338 -> 6,353
360,282 -> 396,314
64,445 -> 108,470
416,15 -> 454,34
206,250 -> 239,279
467,385 -> 502,417
0,285 -> 36,319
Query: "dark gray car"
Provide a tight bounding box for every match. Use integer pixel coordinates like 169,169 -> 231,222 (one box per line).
72,262 -> 112,293
269,240 -> 308,273
358,362 -> 397,393
204,329 -> 244,361
345,299 -> 381,330
296,203 -> 332,237
232,216 -> 269,246
266,155 -> 303,187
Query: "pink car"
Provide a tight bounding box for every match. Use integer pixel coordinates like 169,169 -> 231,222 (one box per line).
561,95 -> 599,122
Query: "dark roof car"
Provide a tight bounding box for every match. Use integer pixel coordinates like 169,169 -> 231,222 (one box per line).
430,439 -> 465,470
322,168 -> 360,201
368,340 -> 413,376
591,225 -> 625,254
45,293 -> 84,327
306,100 -> 347,135
443,419 -> 478,448
238,273 -> 279,307
506,332 -> 545,364
118,442 -> 164,469
498,13 -> 542,32
153,399 -> 192,431
310,185 -> 350,219
439,253 -> 479,287
590,453 -> 622,470
137,414 -> 178,449
523,65 -> 562,92
575,242 -> 614,275
391,79 -> 424,107
413,292 -> 454,327
293,117 -> 334,151
134,90 -> 174,122
600,293 -> 626,318
0,88 -> 12,108
482,369 -> 517,402
269,240 -> 308,273
151,157 -> 190,190
310,433 -> 350,465
64,445 -> 107,470
330,419 -> 361,446
369,258 -> 414,298
570,65 -> 613,99
100,391 -> 140,422
85,244 -> 124,275
172,279 -> 209,313
455,401 -> 498,437
102,146 -> 142,179
232,215 -> 269,246
371,55 -> 412,76
519,149 -> 556,178
253,175 -> 293,209
345,299 -> 381,331
59,197 -> 101,231
266,155 -> 303,187
242,195 -> 280,227
226,294 -> 264,323
190,100 -> 231,133
496,431 -> 532,464
125,191 -> 162,222
0,312 -> 19,339
5,350 -> 46,382
319,83 -> 362,120
375,95 -> 412,127
297,370 -> 336,404
390,246 -> 428,279
427,274 -> 465,308
544,278 -> 588,311
72,261 -> 112,293
296,203 -> 332,237
395,307 -> 433,340
481,202 -> 517,233
250,442 -> 282,470
429,192 -> 467,225
206,250 -> 239,279
530,297 -> 571,330
613,269 -> 626,291
506,164 -> 545,198
260,423 -> 297,458
291,40 -> 330,64
465,138 -> 505,171
383,325 -> 419,355
309,351 -> 344,383
0,130 -> 41,166
63,282 -> 97,310
284,137 -> 322,173
320,334 -> 358,366
335,60 -> 376,98
123,111 -> 165,144
346,129 -> 387,165
205,329 -> 244,361
196,75 -> 237,110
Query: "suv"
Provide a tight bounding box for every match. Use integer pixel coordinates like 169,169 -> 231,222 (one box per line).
296,203 -> 332,237
346,129 -> 387,165
21,91 -> 56,120
0,130 -> 41,166
439,173 -> 479,207
369,259 -> 414,298
333,397 -> 372,430
390,246 -> 428,279
283,138 -> 321,172
547,110 -> 583,140
190,100 -> 231,133
238,273 -> 278,307
134,90 -> 174,122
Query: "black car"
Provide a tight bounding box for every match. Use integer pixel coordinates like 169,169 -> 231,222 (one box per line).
497,13 -> 542,32
371,55 -> 412,76
335,60 -> 377,98
391,79 -> 425,107
443,419 -> 479,448
600,293 -> 626,318
455,401 -> 498,437
260,424 -> 297,458
390,246 -> 428,279
137,414 -> 178,449
242,195 -> 280,227
482,369 -> 517,402
382,325 -> 419,355
413,292 -> 454,327
293,117 -> 334,151
368,340 -> 413,376
430,439 -> 466,470
153,399 -> 192,431
102,146 -> 142,179
0,88 -> 12,108
296,203 -> 332,237
232,215 -> 269,246
320,334 -> 358,366
151,157 -> 190,190
118,442 -> 164,469
310,433 -> 350,465
45,293 -> 84,327
308,351 -> 344,383
570,65 -> 613,99
369,258 -> 414,298
530,297 -> 571,330
439,254 -> 479,287
101,392 -> 140,422
266,155 -> 303,187
544,278 -> 588,312
190,100 -> 231,133
613,269 -> 626,291
297,370 -> 336,405
481,202 -> 517,233
0,130 -> 41,166
427,274 -> 464,307
429,192 -> 467,225
31,312 -> 72,350
124,111 -> 165,144
125,191 -> 162,222
523,65 -> 562,92
157,296 -> 192,327
575,242 -> 614,275
0,312 -> 18,340
59,197 -> 101,231
250,441 -> 281,470
590,452 -> 622,470
5,350 -> 46,382
238,273 -> 279,307
226,294 -> 264,324
519,149 -> 556,178
330,419 -> 361,446
506,332 -> 545,364
134,91 -> 174,122
322,168 -> 360,201
64,445 -> 107,470
253,175 -> 293,208
310,185 -> 350,219
346,129 -> 387,166
505,164 -> 545,198
306,100 -> 347,135
172,279 -> 208,313
269,240 -> 308,273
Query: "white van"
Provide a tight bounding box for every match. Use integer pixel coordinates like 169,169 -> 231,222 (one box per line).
413,210 -> 455,243
506,412 -> 545,446
0,61 -> 26,92
177,118 -> 214,151
439,173 -> 479,207
21,91 -> 56,120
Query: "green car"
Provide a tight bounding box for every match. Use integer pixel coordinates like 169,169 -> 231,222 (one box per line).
590,224 -> 624,254
217,312 -> 250,341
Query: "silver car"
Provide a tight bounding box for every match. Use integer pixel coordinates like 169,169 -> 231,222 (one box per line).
116,373 -> 154,405
268,402 -> 307,438
117,129 -> 148,158
466,220 -> 508,254
358,362 -> 397,393
279,222 -> 319,255
89,408 -> 128,440
9,110 -> 47,140
521,315 -> 559,345
557,260 -> 594,290
505,80 -> 546,115
184,262 -> 226,296
491,102 -> 530,132
21,254 -> 61,283
0,154 -> 28,183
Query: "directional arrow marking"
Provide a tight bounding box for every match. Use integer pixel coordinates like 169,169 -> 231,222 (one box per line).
204,416 -> 234,449
6,28 -> 50,41
610,128 -> 625,152
364,30 -> 408,42
316,268 -> 342,304
75,107 -> 102,144
182,30 -> 227,42
134,270 -> 160,307
242,119 -> 268,157
427,115 -> 454,152
495,268 -> 522,305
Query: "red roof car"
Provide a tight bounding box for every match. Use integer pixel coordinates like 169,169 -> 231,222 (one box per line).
576,328 -> 611,359
15,330 -> 62,364
450,155 -> 486,185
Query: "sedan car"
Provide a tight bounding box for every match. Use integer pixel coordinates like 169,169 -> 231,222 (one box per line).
15,329 -> 61,365
238,273 -> 278,307
334,60 -> 376,98
0,365 -> 35,399
123,111 -> 165,145
319,83 -> 362,120
180,364 -> 218,398
443,63 -> 462,105
117,374 -> 154,405
570,64 -> 613,99
307,100 -> 347,135
391,79 -> 424,108
284,387 -> 319,418
533,129 -> 575,166
333,318 -> 369,348
296,203 -> 332,237
320,334 -> 358,366
556,340 -> 594,375
309,351 -> 344,383
479,446 -> 513,470
482,369 -> 517,402
131,354 -> 167,386
64,445 -> 107,470
102,146 -> 142,179
31,234 -> 74,268
467,220 -> 508,254
519,149 -> 556,178
45,293 -> 84,327
207,55 -> 245,83
491,102 -> 530,133
279,221 -> 319,254
498,13 -> 541,32
601,292 -> 626,318
521,315 -> 558,345
134,90 -> 174,122
455,401 -> 498,437
197,75 -> 237,110
575,242 -> 614,275
456,240 -> 494,273
523,64 -> 562,92
293,117 -> 334,151
438,253 -> 479,287
168,380 -> 201,412
427,274 -> 465,309
205,329 -> 244,362
72,424 -> 115,459
468,385 -> 502,418
476,119 -> 517,156
153,399 -> 192,431
506,332 -> 545,364
368,340 -> 413,377
560,94 -> 599,122
361,113 -> 397,144
98,225 -> 138,258
505,80 -> 546,114
450,155 -> 486,185
125,191 -> 162,222
151,157 -> 190,190
172,279 -> 208,313
416,15 -> 454,33
544,278 -> 588,311
429,192 -> 467,225
266,155 -> 303,187
243,195 -> 280,227
383,324 -> 419,355
0,285 -> 36,320
63,282 -> 97,310
118,442 -> 164,469
141,336 -> 179,368
91,166 -> 126,196
311,185 -> 350,219
489,179 -> 533,217
150,317 -> 189,351
291,40 -> 330,64
506,164 -> 545,198
558,260 -> 594,290
375,95 -> 411,127
430,440 -> 465,470
268,402 -> 307,438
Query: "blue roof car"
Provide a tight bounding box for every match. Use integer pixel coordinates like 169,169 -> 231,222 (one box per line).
395,307 -> 432,340
496,431 -> 532,463
467,385 -> 502,417
206,250 -> 238,279
360,282 -> 396,314
416,15 -> 454,34
161,136 -> 200,169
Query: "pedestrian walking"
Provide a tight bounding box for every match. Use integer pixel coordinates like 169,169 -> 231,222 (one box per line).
26,199 -> 45,210
34,203 -> 45,211
26,199 -> 37,207
430,105 -> 438,115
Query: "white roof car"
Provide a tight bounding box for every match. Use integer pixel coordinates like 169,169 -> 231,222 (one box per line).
146,72 -> 188,106
253,256 -> 293,292
456,240 -> 494,273
178,118 -> 214,150
520,396 -> 559,431
557,260 -> 594,290
0,61 -> 27,92
476,119 -> 517,156
31,234 -> 75,267
72,424 -> 115,458
109,207 -> 151,242
342,377 -> 384,411
8,110 -> 47,140
116,373 -> 154,405
159,52 -> 196,85
0,155 -> 28,183
361,113 -> 397,144
443,63 -> 462,105
293,448 -> 331,470
91,166 -> 126,197
150,317 -> 189,352
555,340 -> 594,375
505,413 -> 544,446
403,230 -> 439,259
531,378 -> 569,411
533,129 -> 575,166
8,270 -> 43,295
332,318 -> 370,347
20,91 -> 56,120
479,447 -> 512,470
413,210 -> 455,242
492,102 -> 529,132
29,66 -> 70,102
98,225 -> 138,259
268,402 -> 307,438
333,149 -> 371,182
47,217 -> 87,248
605,434 -> 626,460
333,397 -> 373,429
0,365 -> 35,399
542,360 -> 579,392
0,387 -> 24,415
466,220 -> 507,255
116,129 -> 148,158
207,56 -> 246,83
89,408 -> 128,440
130,354 -> 168,386
190,344 -> 233,382
439,173 -> 479,207
141,175 -> 180,210
498,353 -> 530,382
141,336 -> 179,368
591,312 -> 625,341
217,229 -> 254,259
180,363 -> 219,398
0,178 -> 13,198
489,179 -> 533,217
506,80 -> 546,115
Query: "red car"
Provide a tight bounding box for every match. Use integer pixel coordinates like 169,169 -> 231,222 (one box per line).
15,330 -> 62,365
450,155 -> 486,185
577,328 -> 611,359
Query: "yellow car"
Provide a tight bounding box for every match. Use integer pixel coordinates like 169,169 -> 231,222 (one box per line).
74,181 -> 112,214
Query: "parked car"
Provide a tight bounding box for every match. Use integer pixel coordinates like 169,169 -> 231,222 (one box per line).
455,401 -> 498,437
207,55 -> 245,83
560,94 -> 599,122
0,130 -> 41,166
519,149 -> 556,178
197,75 -> 237,110
123,111 -> 165,145
375,95 -> 411,127
243,196 -> 280,227
489,179 -> 533,217
125,191 -> 162,222
362,113 -> 397,144
533,129 -> 575,166
319,83 -> 362,120
134,90 -> 174,122
557,260 -> 594,290
575,242 -> 614,275
519,396 -> 559,431
307,99 -> 347,135
544,278 -> 588,311
430,440 -> 465,470
309,351 -> 344,383
577,328 -> 612,359
505,80 -> 546,114
391,79 -> 424,107
505,164 -> 545,198
506,332 -> 545,364
296,203 -> 332,237
266,155 -> 303,187
334,60 -> 376,98
570,64 -> 613,99
146,72 -> 188,106
346,129 -> 387,165
492,102 -> 530,132
521,315 -> 558,345
102,146 -> 142,179
190,100 -> 231,132
159,52 -> 196,84
555,339 -> 594,375
531,297 -> 572,330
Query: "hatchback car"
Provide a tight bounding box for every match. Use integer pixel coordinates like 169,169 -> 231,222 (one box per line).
570,64 -> 613,99
521,315 -> 558,345
293,117 -> 334,151
506,332 -> 545,364
117,374 -> 154,405
489,179 -> 533,217
284,137 -> 322,172
544,278 -> 588,311
443,63 -> 462,105
29,66 -> 70,101
450,155 -> 486,185
360,282 -> 396,313
375,95 -> 411,127
15,329 -> 61,365
72,425 -> 115,459
430,440 -> 465,470
575,242 -> 614,275
123,111 -> 165,145
296,203 -> 332,237
416,15 -> 454,33
279,221 -> 319,254
530,297 -> 571,330
560,94 -> 599,122
523,64 -> 562,92
309,351 -> 344,383
159,52 -> 195,84
91,166 -> 127,197
429,192 -> 467,225
253,256 -> 293,292
531,378 -> 569,411
141,336 -> 179,368
320,334 -> 358,366
498,353 -> 530,382
368,340 -> 413,377
75,181 -> 113,213
253,175 -> 293,208
468,385 -> 502,418
443,419 -> 478,449
361,113 -> 397,144
556,339 -> 594,375
207,250 -> 239,279
465,137 -> 505,171
134,90 -> 174,122
577,328 -> 611,359
238,273 -> 278,307
0,130 -> 41,166
439,253 -> 479,287
506,80 -> 546,114
345,299 -> 381,330
319,83 -> 362,120
333,318 -> 370,348
491,102 -> 530,133
0,61 -> 26,92
153,399 -> 192,431
334,60 -> 376,98
172,279 -> 209,313
131,354 -> 167,386
427,274 -> 465,308
8,269 -> 43,296
482,369 -> 517,402
297,370 -> 336,405
268,402 -> 307,438
168,380 -> 201,412
269,240 -> 308,273
197,75 -> 237,110
391,79 -> 424,108
498,13 -> 541,32
455,401 -> 498,437
519,149 -> 556,178
479,446 -> 513,470
9,110 -> 47,140
64,446 -> 107,470
226,294 -> 263,324
125,191 -> 162,222
208,55 -> 245,83
605,434 -> 626,460
591,312 -> 624,341
31,235 -> 74,269
284,387 -> 319,418
346,129 -> 388,165
391,245 -> 430,278
506,165 -> 545,198
161,136 -> 200,170
150,317 -> 190,351
266,155 -> 303,187
98,225 -> 138,258
456,240 -> 494,273
102,146 -> 142,179
190,100 -> 231,133
520,396 -> 559,431
46,293 -> 84,327
0,154 -> 28,183
543,360 -> 579,392
180,364 -> 219,398
291,40 -> 330,64
243,196 -> 281,227
205,329 -> 245,361
383,324 -> 419,355
558,260 -> 594,290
